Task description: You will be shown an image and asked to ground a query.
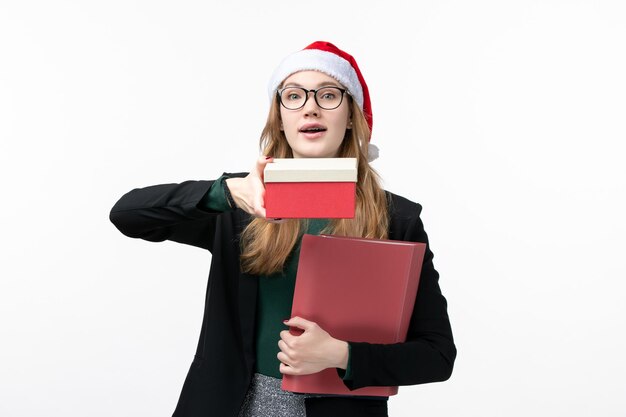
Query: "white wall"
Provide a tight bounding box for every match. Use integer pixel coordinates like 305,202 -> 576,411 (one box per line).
1,1 -> 624,416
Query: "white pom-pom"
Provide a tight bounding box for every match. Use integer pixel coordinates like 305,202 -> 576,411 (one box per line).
367,143 -> 380,162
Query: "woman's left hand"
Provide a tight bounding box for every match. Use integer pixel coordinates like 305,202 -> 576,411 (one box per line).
277,317 -> 349,376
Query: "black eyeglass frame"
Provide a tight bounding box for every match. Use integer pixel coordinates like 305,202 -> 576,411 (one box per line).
276,86 -> 348,110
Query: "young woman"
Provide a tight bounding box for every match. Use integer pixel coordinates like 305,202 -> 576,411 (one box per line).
110,41 -> 456,417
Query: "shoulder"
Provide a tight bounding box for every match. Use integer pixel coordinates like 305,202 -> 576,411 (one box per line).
385,190 -> 423,219
384,191 -> 425,242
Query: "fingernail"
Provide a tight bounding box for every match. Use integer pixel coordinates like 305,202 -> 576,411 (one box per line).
265,156 -> 272,160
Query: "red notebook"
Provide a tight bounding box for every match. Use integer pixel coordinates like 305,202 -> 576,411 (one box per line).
281,234 -> 426,397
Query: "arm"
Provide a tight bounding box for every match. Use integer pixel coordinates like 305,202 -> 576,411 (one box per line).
342,207 -> 456,389
276,204 -> 455,387
109,156 -> 277,250
109,175 -> 245,251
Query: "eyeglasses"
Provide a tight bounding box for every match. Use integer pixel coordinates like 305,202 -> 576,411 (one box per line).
277,86 -> 347,110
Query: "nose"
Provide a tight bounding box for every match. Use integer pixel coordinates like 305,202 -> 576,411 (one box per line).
302,91 -> 320,116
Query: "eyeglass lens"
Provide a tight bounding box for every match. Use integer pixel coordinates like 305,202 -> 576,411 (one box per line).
279,87 -> 344,110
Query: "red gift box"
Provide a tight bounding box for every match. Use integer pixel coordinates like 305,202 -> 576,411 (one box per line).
264,158 -> 357,219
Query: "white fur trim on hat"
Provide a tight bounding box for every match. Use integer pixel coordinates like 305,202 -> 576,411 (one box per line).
267,49 -> 364,109
367,143 -> 380,162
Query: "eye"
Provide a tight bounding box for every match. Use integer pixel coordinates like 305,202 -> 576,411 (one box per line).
282,88 -> 303,101
318,88 -> 340,101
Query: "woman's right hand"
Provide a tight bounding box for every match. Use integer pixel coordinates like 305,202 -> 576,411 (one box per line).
224,156 -> 276,220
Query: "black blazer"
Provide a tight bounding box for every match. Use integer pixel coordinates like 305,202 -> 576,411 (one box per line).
110,173 -> 456,417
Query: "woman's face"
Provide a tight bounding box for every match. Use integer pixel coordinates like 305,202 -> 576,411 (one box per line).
279,71 -> 351,159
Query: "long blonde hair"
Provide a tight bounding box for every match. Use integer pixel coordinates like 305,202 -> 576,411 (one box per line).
240,96 -> 389,275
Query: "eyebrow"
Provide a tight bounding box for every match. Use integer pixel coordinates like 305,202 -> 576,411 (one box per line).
282,81 -> 342,89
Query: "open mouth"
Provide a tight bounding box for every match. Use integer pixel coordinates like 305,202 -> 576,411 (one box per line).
299,124 -> 327,133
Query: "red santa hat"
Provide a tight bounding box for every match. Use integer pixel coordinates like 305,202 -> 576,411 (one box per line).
268,41 -> 374,137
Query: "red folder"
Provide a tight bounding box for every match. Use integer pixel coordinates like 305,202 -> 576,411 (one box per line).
281,234 -> 426,397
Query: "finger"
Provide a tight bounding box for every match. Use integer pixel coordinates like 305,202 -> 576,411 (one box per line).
284,316 -> 315,332
279,329 -> 289,341
277,350 -> 292,366
278,339 -> 293,355
267,218 -> 286,224
279,330 -> 298,346
279,362 -> 298,375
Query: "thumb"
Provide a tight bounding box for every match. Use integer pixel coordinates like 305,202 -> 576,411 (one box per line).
255,155 -> 274,181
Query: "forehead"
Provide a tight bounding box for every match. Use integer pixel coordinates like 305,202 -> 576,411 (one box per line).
281,70 -> 343,88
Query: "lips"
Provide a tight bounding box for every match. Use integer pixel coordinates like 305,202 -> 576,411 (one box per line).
298,123 -> 327,140
299,123 -> 327,133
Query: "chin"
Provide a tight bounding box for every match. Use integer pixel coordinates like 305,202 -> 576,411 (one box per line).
293,148 -> 335,158
298,152 -> 335,159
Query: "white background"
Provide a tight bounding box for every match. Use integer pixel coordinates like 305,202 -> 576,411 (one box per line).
1,1 -> 625,416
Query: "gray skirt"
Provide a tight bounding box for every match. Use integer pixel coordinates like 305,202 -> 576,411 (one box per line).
238,373 -> 310,417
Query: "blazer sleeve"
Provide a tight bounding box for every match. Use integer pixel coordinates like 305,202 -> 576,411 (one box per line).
340,203 -> 457,390
109,176 -> 238,251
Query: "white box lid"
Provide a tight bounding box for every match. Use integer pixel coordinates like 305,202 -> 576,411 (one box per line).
264,158 -> 357,182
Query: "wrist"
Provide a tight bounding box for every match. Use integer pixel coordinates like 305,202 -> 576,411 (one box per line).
333,340 -> 350,369
224,178 -> 242,208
